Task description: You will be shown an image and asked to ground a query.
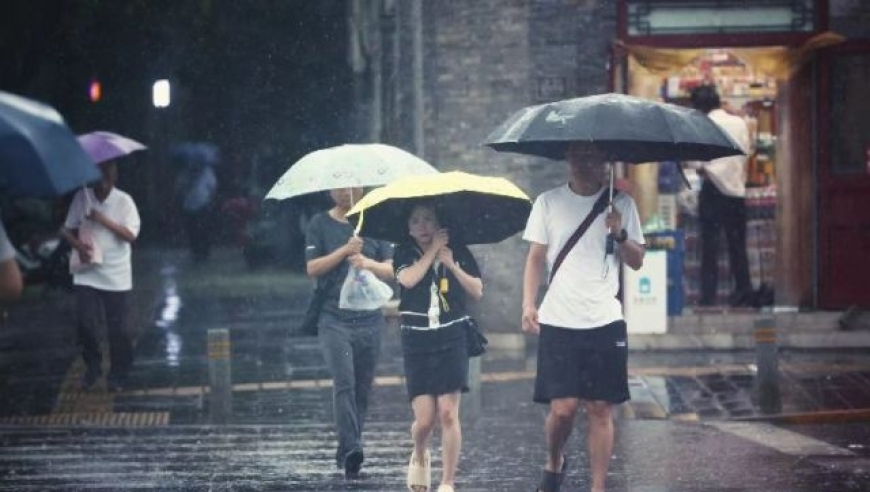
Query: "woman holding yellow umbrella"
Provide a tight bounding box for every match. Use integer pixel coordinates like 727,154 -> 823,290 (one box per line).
348,171 -> 531,492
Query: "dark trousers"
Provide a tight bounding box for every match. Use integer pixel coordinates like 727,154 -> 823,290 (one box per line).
75,286 -> 133,379
317,312 -> 383,468
699,180 -> 752,305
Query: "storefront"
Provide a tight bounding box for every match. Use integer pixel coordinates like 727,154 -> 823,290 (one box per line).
612,0 -> 870,313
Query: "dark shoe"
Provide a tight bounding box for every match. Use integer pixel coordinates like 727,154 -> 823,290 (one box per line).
344,449 -> 364,479
728,290 -> 754,308
535,455 -> 567,492
80,369 -> 102,391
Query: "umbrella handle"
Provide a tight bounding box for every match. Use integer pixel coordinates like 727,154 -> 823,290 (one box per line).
353,208 -> 364,237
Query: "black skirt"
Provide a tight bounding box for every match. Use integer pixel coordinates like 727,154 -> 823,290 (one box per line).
401,322 -> 469,401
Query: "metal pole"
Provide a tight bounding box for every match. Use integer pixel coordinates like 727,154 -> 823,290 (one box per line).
461,356 -> 482,427
754,317 -> 781,414
207,328 -> 233,424
411,0 -> 425,157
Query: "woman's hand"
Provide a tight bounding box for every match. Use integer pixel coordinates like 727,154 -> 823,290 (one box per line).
428,229 -> 449,254
437,246 -> 456,270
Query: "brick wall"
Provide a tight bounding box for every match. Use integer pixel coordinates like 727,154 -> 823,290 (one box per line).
371,0 -> 617,335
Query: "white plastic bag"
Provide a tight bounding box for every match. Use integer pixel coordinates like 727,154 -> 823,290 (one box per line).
69,225 -> 102,273
338,267 -> 393,310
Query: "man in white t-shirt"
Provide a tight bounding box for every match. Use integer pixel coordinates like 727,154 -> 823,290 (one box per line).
689,85 -> 753,307
521,143 -> 645,492
62,160 -> 141,391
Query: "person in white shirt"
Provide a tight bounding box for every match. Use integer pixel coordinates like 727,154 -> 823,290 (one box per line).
521,143 -> 645,492
61,160 -> 141,391
689,85 -> 753,307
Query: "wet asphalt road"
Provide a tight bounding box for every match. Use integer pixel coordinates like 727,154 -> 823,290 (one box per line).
0,247 -> 868,491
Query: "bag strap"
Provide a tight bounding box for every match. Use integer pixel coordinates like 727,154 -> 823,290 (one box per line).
549,188 -> 617,284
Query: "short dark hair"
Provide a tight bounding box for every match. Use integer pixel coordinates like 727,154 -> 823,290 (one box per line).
690,85 -> 721,113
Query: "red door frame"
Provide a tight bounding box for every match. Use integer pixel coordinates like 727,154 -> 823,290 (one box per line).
816,40 -> 870,308
611,0 -> 832,308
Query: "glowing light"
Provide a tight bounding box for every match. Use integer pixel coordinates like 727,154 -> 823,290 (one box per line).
152,79 -> 171,108
88,80 -> 102,102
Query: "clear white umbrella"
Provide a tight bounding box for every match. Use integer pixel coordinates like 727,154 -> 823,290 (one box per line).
265,143 -> 438,200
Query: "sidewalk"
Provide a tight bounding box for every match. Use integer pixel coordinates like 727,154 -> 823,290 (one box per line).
2,245 -> 869,427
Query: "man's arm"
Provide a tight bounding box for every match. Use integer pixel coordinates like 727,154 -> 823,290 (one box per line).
618,240 -> 645,271
348,254 -> 394,281
521,242 -> 547,335
0,258 -> 22,302
89,210 -> 137,243
307,237 -> 358,278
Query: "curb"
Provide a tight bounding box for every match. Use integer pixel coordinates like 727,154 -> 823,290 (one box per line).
733,408 -> 870,425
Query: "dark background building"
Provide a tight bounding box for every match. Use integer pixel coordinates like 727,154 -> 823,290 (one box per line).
3,0 -> 870,344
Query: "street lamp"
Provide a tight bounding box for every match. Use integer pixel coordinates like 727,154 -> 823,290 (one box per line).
152,79 -> 171,108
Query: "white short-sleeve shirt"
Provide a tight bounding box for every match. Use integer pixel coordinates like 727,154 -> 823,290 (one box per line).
64,187 -> 141,291
523,184 -> 644,330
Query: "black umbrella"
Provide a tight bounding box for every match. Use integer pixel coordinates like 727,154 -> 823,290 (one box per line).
483,92 -> 744,163
484,92 -> 746,257
0,91 -> 100,197
346,171 -> 532,245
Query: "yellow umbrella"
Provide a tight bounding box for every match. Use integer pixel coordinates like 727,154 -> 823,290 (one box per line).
347,171 -> 531,245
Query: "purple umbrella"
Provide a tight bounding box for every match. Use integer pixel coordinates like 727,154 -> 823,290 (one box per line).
77,131 -> 147,164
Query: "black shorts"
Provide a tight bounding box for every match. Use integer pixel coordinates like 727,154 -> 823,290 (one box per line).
533,320 -> 629,405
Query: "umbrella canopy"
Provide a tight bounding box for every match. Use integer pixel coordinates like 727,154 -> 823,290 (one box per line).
483,93 -> 745,163
77,131 -> 147,164
346,171 -> 531,245
172,142 -> 220,168
0,91 -> 101,197
265,143 -> 438,200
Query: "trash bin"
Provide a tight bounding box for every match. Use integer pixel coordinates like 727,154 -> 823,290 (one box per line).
644,230 -> 685,316
624,250 -> 667,334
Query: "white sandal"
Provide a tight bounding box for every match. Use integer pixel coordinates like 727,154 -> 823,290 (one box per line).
437,485 -> 455,492
407,449 -> 431,491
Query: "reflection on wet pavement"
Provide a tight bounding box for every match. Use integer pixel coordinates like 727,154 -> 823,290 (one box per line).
0,247 -> 869,490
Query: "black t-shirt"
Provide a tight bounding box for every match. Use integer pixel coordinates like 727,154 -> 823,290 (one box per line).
305,212 -> 394,319
393,242 -> 481,329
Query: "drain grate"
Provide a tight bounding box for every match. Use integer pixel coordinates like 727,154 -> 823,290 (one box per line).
0,412 -> 169,427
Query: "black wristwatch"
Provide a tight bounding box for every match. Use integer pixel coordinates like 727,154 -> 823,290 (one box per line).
614,228 -> 628,244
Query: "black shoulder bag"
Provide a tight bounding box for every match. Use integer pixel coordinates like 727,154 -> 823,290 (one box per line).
548,189 -> 616,284
299,275 -> 337,336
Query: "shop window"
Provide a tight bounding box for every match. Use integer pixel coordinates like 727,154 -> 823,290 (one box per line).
829,53 -> 870,175
627,0 -> 815,36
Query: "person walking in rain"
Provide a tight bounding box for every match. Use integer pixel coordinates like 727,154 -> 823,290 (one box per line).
688,84 -> 754,307
395,204 -> 483,492
61,160 -> 141,392
521,143 -> 644,492
304,186 -> 394,478
174,152 -> 218,262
